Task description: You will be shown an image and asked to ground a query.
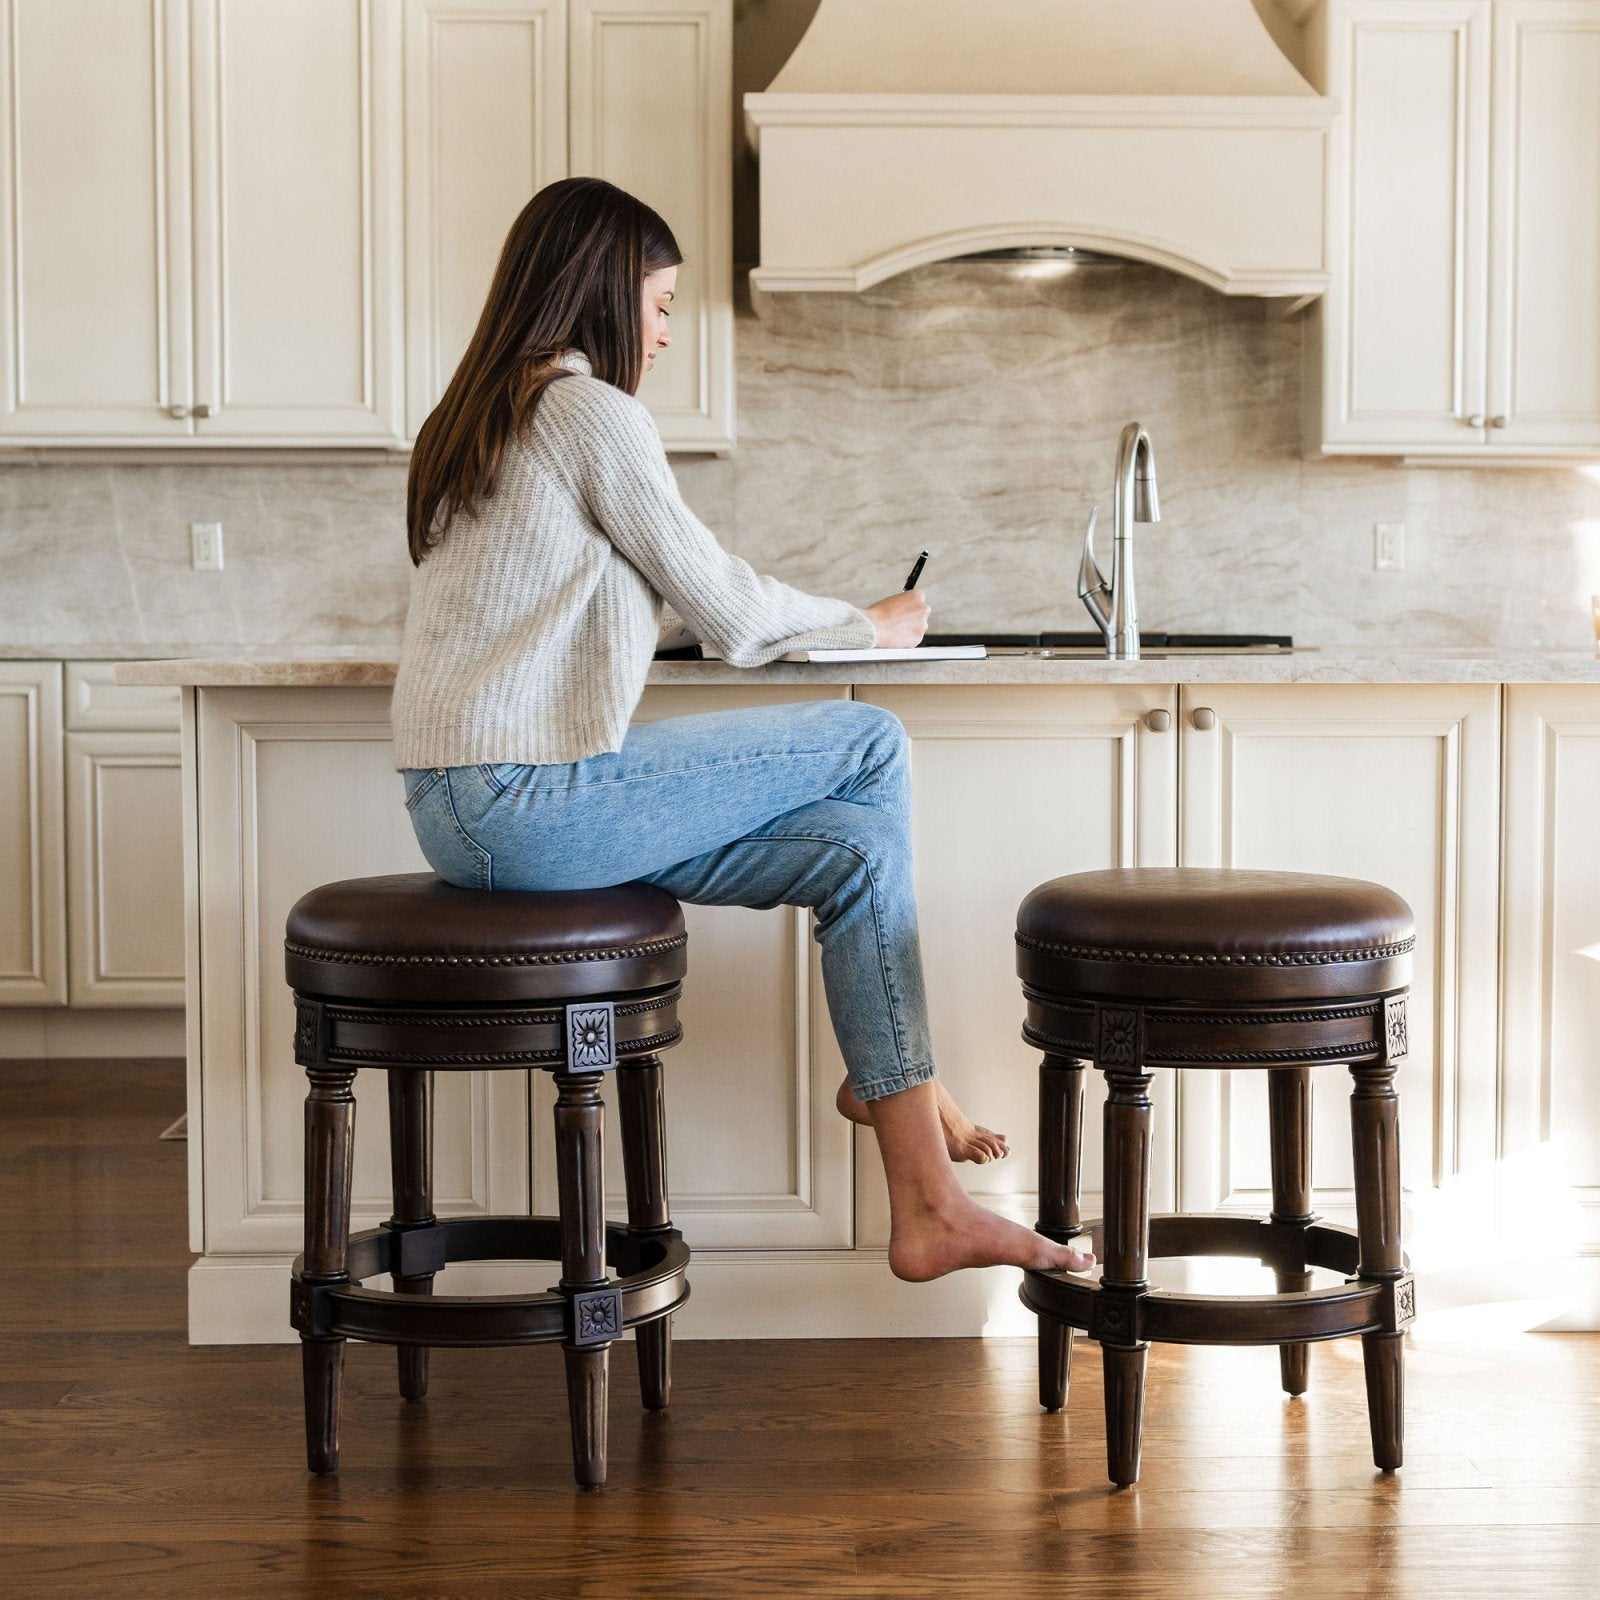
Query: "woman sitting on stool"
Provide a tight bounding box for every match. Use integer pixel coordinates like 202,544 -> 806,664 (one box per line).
392,177 -> 1093,1283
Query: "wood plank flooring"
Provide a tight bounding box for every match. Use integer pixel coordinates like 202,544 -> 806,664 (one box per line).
3,1058 -> 1597,1598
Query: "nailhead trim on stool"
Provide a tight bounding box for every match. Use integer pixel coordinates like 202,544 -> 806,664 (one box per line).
284,873 -> 690,1490
1016,868 -> 1414,1487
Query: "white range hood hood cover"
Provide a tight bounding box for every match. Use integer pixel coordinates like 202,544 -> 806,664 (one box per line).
745,0 -> 1334,299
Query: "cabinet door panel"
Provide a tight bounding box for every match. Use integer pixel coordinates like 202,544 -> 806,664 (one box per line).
569,0 -> 733,451
529,682 -> 855,1249
65,731 -> 184,1007
852,686 -> 1179,1249
190,0 -> 402,440
0,0 -> 193,438
1488,1 -> 1600,449
1178,685 -> 1500,1276
0,663 -> 65,1004
196,687 -> 527,1256
1320,2 -> 1491,448
1502,687 -> 1600,1314
403,0 -> 567,436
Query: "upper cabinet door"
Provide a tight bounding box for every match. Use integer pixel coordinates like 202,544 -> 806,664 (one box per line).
188,0 -> 404,442
1315,1 -> 1492,453
569,0 -> 733,453
0,0 -> 194,439
1487,0 -> 1600,451
403,0 -> 568,438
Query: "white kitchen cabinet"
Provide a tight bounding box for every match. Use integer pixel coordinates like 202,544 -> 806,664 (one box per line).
1176,684 -> 1502,1274
192,685 -> 530,1262
1500,686 -> 1600,1317
0,663 -> 66,1005
0,0 -> 404,447
1307,0 -> 1600,460
403,0 -> 733,451
851,685 -> 1180,1250
569,0 -> 734,452
63,665 -> 183,1008
403,0 -> 569,436
530,682 -> 854,1249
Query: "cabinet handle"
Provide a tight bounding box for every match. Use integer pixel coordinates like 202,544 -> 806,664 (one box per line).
1490,415 -> 1507,429
1191,707 -> 1217,731
193,403 -> 212,419
167,404 -> 189,419
1466,413 -> 1485,428
1145,709 -> 1172,733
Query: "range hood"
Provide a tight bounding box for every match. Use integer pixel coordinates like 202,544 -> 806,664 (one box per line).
744,0 -> 1334,301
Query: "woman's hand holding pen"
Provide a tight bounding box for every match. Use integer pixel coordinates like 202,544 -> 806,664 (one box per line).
862,550 -> 932,648
863,590 -> 930,647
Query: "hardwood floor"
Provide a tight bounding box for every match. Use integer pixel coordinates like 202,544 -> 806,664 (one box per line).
3,1058 -> 1596,1598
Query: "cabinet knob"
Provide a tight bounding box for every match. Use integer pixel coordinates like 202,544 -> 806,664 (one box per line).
167,404 -> 189,419
1466,413 -> 1485,428
1191,707 -> 1217,731
1490,414 -> 1507,429
193,403 -> 213,419
1145,709 -> 1171,733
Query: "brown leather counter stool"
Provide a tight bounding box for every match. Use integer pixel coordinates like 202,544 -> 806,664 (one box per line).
284,873 -> 690,1489
1015,868 -> 1416,1487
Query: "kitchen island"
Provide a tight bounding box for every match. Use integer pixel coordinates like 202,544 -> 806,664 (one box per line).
117,650 -> 1600,1341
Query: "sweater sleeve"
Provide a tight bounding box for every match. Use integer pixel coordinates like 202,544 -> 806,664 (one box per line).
554,380 -> 877,667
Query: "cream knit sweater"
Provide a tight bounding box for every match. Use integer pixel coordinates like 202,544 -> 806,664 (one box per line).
392,355 -> 876,768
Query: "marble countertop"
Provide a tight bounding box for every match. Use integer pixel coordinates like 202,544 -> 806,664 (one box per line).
112,647 -> 1600,688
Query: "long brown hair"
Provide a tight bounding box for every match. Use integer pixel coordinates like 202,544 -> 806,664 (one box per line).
406,177 -> 682,564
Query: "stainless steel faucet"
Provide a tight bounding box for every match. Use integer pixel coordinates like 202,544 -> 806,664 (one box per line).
1078,422 -> 1161,660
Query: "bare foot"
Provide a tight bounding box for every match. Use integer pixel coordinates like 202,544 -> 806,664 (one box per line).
887,1193 -> 1096,1283
837,1078 -> 1008,1163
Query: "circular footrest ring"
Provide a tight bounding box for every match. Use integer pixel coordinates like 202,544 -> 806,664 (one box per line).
1020,1212 -> 1414,1346
290,1215 -> 689,1348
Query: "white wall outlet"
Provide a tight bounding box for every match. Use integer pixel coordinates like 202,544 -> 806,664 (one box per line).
1374,522 -> 1405,571
190,521 -> 224,572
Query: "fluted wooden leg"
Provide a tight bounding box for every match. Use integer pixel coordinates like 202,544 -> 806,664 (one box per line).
1268,1066 -> 1314,1397
555,1070 -> 611,1488
387,1068 -> 436,1401
619,1055 -> 673,1412
1036,1053 -> 1086,1411
1100,1057 -> 1154,1488
301,1062 -> 357,1475
1351,1042 -> 1406,1472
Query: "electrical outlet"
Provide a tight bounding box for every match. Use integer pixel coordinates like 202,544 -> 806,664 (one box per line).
190,521 -> 224,572
1374,522 -> 1405,571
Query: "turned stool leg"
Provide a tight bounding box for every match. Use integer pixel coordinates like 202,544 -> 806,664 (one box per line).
1100,1058 -> 1155,1488
1350,1047 -> 1405,1472
555,1069 -> 612,1488
387,1068 -> 436,1400
1268,1066 -> 1315,1397
619,1054 -> 674,1412
1036,1053 -> 1086,1411
301,1062 -> 358,1475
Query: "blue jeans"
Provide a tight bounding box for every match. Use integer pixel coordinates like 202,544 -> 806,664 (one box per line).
400,700 -> 936,1102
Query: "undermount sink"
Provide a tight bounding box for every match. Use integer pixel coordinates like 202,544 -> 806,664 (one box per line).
922,632 -> 1298,657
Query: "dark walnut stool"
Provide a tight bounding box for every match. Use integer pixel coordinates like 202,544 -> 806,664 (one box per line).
1014,868 -> 1417,1487
283,872 -> 690,1489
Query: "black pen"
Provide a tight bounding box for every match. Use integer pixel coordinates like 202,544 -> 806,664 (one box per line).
903,550 -> 929,590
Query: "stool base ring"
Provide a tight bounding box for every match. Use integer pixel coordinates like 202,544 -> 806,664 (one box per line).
290,1216 -> 689,1348
1020,1212 -> 1415,1347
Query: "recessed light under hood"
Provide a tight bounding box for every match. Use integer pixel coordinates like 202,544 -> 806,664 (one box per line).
745,0 -> 1335,303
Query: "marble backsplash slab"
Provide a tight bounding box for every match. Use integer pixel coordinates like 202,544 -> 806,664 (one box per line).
4,263 -> 1598,654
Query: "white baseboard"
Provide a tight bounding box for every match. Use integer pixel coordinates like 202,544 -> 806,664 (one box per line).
188,1251 -> 1044,1344
0,1008 -> 184,1059
188,1250 -> 1600,1344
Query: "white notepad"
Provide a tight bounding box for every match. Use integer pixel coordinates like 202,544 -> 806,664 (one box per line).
778,645 -> 988,663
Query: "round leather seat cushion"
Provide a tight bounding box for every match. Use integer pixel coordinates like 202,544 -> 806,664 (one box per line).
1016,868 -> 1414,1003
285,874 -> 686,1003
